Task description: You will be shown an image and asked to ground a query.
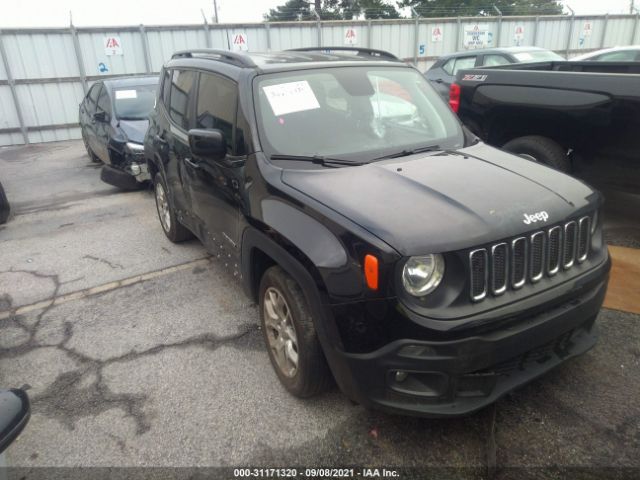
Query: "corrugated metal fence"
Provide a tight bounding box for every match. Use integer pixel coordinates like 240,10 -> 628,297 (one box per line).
1,13 -> 639,146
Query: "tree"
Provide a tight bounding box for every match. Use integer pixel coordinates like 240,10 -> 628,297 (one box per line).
398,0 -> 563,17
265,0 -> 401,21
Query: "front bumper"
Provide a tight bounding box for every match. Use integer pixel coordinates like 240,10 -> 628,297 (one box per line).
325,257 -> 610,417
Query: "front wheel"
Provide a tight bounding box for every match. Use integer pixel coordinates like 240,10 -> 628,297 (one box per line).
259,266 -> 332,398
153,173 -> 193,243
82,129 -> 101,163
502,135 -> 571,173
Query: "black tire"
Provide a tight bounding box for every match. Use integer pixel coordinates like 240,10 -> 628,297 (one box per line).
259,266 -> 332,398
81,129 -> 101,163
502,135 -> 571,173
153,172 -> 193,242
0,181 -> 10,225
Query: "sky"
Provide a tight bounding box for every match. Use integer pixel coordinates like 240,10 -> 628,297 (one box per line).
0,0 -> 634,27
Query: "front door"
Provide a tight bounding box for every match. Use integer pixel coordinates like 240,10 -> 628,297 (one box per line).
94,86 -> 113,163
182,71 -> 243,259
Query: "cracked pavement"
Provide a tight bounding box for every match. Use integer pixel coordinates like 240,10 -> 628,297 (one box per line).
0,140 -> 639,476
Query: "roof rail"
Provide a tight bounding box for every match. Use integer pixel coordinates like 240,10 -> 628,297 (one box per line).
171,49 -> 256,67
287,47 -> 399,61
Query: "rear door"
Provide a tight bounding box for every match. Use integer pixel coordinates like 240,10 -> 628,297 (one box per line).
183,71 -> 244,254
432,56 -> 477,99
155,69 -> 198,223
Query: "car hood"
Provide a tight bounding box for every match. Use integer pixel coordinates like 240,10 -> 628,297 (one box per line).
118,119 -> 149,145
281,143 -> 598,256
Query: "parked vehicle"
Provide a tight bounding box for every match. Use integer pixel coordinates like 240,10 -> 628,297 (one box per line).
452,60 -> 640,188
571,46 -> 640,62
79,76 -> 158,190
425,47 -> 564,99
0,181 -> 9,224
145,47 -> 609,417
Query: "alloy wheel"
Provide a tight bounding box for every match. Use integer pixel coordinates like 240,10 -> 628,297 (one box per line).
263,286 -> 299,378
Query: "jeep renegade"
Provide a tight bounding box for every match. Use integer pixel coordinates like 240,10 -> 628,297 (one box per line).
144,47 -> 610,417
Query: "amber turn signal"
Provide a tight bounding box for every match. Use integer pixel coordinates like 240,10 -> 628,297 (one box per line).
364,254 -> 379,290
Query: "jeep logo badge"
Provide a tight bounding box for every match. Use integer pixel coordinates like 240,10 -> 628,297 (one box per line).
523,211 -> 549,225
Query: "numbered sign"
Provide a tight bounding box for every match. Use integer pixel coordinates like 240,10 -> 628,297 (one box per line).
103,36 -> 123,56
344,28 -> 357,45
231,32 -> 249,51
431,26 -> 443,43
514,25 -> 525,45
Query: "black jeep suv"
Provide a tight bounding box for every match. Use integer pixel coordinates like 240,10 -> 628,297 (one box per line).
144,47 -> 610,417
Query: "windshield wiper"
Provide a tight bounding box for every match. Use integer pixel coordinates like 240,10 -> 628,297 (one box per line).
270,154 -> 366,167
371,144 -> 443,161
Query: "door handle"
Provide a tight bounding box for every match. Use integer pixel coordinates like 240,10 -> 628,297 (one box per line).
184,157 -> 200,169
434,78 -> 444,84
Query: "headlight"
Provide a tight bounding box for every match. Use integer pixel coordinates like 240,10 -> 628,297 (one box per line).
402,254 -> 445,297
126,141 -> 144,152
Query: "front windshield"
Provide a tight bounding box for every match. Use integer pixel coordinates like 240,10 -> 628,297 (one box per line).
514,50 -> 564,62
254,66 -> 464,161
114,84 -> 157,120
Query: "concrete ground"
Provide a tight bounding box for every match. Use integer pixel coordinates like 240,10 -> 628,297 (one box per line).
0,140 -> 639,478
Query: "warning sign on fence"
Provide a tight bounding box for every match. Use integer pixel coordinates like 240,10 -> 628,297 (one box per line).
431,26 -> 443,42
231,32 -> 249,51
103,36 -> 123,56
344,28 -> 357,45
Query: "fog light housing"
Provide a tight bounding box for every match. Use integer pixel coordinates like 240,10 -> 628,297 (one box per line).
129,163 -> 142,176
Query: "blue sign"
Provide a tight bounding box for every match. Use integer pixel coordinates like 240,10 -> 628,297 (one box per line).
98,62 -> 109,73
419,44 -> 425,55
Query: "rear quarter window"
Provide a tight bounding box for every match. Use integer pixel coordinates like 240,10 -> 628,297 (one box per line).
169,70 -> 197,130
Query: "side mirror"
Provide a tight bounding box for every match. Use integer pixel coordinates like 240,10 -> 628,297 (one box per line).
93,111 -> 107,122
188,129 -> 226,161
0,389 -> 30,454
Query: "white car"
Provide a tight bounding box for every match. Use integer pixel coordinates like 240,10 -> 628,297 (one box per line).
572,46 -> 640,62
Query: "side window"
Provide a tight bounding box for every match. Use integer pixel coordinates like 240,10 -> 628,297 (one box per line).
483,54 -> 511,67
452,56 -> 477,75
195,72 -> 237,154
161,69 -> 172,107
442,58 -> 455,75
97,87 -> 111,115
169,70 -> 197,130
597,50 -> 638,62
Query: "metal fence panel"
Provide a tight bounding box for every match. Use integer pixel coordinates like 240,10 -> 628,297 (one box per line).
78,29 -> 148,77
0,14 -> 639,146
2,31 -> 79,79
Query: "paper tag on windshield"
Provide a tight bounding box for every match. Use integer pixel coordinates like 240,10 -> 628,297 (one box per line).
262,81 -> 320,116
115,89 -> 137,99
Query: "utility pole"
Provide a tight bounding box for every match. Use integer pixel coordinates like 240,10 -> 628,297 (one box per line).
213,0 -> 219,23
632,0 -> 636,15
315,0 -> 321,16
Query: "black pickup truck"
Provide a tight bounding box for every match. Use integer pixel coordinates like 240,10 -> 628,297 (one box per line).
452,62 -> 640,187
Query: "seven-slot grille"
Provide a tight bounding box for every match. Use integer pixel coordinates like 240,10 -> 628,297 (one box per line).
469,215 -> 592,302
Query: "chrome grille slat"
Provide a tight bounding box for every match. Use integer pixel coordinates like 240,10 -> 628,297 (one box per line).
530,231 -> 545,283
563,221 -> 577,269
491,243 -> 508,296
547,226 -> 562,276
577,216 -> 590,263
468,213 -> 594,302
511,237 -> 527,289
469,249 -> 488,302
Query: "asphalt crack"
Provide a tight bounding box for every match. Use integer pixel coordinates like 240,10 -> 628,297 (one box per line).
83,255 -> 124,270
0,267 -> 258,435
